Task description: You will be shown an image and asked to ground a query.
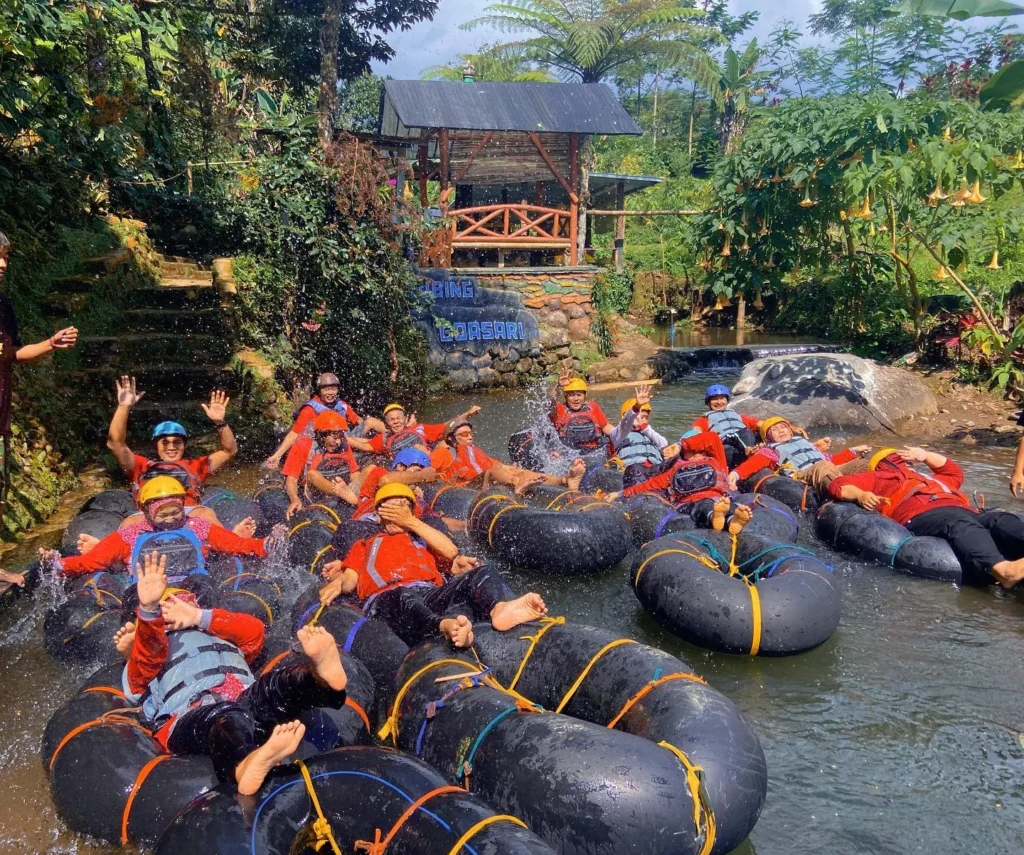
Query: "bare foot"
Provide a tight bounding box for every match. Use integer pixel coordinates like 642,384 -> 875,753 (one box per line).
113,621 -> 136,659
992,558 -> 1024,589
490,593 -> 547,631
296,625 -> 347,691
566,458 -> 586,492
440,615 -> 474,648
728,504 -> 753,535
233,517 -> 257,539
77,533 -> 100,555
235,721 -> 306,796
711,497 -> 731,532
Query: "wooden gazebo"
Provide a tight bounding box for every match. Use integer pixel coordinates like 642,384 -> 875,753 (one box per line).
376,80 -> 642,268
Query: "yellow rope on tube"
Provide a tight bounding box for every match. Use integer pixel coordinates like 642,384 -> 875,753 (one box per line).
658,741 -> 717,855
296,759 -> 343,855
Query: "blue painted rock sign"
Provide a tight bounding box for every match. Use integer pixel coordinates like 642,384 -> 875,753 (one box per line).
417,272 -> 539,357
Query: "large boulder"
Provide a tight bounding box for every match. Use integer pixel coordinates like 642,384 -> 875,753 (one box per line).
731,353 -> 936,431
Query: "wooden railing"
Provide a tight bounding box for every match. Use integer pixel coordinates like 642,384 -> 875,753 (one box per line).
450,203 -> 572,248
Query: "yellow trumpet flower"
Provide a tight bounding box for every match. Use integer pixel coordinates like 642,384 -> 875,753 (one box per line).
858,197 -> 873,219
906,139 -> 918,151
721,233 -> 732,257
714,295 -> 733,310
927,178 -> 947,206
949,179 -> 968,208
1013,151 -> 1024,170
942,125 -> 953,142
740,236 -> 751,252
753,291 -> 765,310
799,184 -> 818,209
966,180 -> 987,204
987,250 -> 1002,271
932,264 -> 950,281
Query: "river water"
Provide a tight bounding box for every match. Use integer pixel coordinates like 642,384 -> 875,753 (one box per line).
1,376 -> 1022,854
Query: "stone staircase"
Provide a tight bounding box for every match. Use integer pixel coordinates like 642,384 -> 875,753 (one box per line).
47,252 -> 237,443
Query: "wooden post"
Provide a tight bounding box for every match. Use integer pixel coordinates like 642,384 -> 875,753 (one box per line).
535,181 -> 544,205
736,293 -> 746,333
418,143 -> 428,206
569,134 -> 579,266
186,161 -> 193,196
438,128 -> 449,213
614,179 -> 625,274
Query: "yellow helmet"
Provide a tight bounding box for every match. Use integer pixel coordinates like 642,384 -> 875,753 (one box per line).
374,482 -> 416,506
138,476 -> 186,505
759,416 -> 790,441
868,447 -> 900,472
563,378 -> 588,394
620,398 -> 652,419
382,403 -> 405,416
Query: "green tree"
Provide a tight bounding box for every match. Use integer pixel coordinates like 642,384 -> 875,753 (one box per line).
717,40 -> 769,152
423,44 -> 553,82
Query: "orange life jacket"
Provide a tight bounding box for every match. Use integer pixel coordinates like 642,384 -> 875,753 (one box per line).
351,531 -> 443,601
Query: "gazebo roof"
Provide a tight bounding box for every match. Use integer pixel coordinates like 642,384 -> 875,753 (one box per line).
379,80 -> 642,138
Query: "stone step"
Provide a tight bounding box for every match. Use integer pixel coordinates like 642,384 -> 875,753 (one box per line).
70,364 -> 237,398
122,307 -> 227,334
78,334 -> 233,368
160,262 -> 206,280
127,285 -> 222,311
49,274 -> 100,295
82,248 -> 132,276
159,275 -> 214,287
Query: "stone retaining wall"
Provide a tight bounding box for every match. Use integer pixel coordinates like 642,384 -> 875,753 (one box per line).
417,267 -> 600,390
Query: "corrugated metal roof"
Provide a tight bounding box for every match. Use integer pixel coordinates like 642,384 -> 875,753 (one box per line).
590,173 -> 662,204
380,80 -> 642,136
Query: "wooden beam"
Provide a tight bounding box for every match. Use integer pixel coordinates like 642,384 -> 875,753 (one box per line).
614,179 -> 625,274
568,134 -> 579,265
529,133 -> 578,204
452,131 -> 493,184
439,128 -> 450,211
535,181 -> 544,205
418,144 -> 428,206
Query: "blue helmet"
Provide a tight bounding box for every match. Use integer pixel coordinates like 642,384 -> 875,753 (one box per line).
392,448 -> 431,470
152,421 -> 188,441
705,384 -> 731,403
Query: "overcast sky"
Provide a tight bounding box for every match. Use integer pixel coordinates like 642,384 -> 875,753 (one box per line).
370,0 -> 821,79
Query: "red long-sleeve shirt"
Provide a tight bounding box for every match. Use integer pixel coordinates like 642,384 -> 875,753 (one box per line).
59,523 -> 268,578
828,458 -> 969,526
127,608 -> 265,748
690,413 -> 760,433
622,432 -> 729,502
733,445 -> 857,482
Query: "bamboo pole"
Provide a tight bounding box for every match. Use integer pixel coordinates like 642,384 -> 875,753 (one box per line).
587,209 -> 704,216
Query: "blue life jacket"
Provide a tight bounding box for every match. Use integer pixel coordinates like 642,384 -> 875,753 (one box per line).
705,409 -> 747,438
127,628 -> 253,725
128,529 -> 207,584
771,437 -> 826,472
616,430 -> 663,469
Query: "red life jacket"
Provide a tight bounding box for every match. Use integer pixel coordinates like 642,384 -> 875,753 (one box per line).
134,460 -> 206,504
880,469 -> 968,523
386,425 -> 431,455
555,403 -> 605,450
668,457 -> 729,504
350,532 -> 443,600
434,444 -> 493,486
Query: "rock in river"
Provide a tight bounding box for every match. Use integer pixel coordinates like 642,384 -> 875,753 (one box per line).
731,353 -> 936,431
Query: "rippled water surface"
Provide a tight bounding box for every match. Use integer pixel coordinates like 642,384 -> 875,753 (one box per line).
1,377 -> 1022,854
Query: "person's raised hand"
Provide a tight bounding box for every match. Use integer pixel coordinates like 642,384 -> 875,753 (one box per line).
50,327 -> 78,350
136,551 -> 168,612
38,548 -> 61,570
634,384 -> 654,408
451,555 -> 480,576
662,443 -> 680,460
116,376 -> 145,409
160,594 -> 203,631
467,405 -> 482,417
857,491 -> 887,511
899,446 -> 928,463
407,413 -> 419,427
201,389 -> 230,422
558,365 -> 573,387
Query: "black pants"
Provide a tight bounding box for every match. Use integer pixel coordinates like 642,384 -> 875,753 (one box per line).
167,663 -> 346,784
623,461 -> 665,489
367,565 -> 514,647
906,507 -> 1024,585
686,496 -> 739,529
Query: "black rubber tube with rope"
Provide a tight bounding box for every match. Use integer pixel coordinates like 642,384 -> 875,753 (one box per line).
466,490 -> 631,575
379,642 -> 742,855
470,621 -> 767,855
632,530 -> 841,656
815,500 -> 963,583
740,468 -> 821,514
153,746 -> 555,855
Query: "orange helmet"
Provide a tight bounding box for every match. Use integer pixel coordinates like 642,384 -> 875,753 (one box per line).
313,411 -> 348,433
